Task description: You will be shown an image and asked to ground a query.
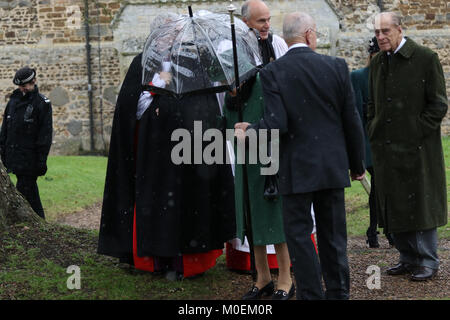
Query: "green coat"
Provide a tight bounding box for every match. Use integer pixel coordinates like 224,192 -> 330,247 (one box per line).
367,38 -> 448,233
223,74 -> 286,246
351,67 -> 373,168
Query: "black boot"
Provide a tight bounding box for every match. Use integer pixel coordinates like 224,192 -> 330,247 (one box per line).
366,229 -> 380,248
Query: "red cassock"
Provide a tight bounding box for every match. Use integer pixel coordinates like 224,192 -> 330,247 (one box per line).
132,205 -> 223,278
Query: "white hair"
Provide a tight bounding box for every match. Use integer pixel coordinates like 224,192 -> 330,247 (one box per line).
283,12 -> 315,42
373,12 -> 402,27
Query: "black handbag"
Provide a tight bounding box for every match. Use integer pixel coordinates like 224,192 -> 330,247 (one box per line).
262,143 -> 279,201
263,173 -> 279,201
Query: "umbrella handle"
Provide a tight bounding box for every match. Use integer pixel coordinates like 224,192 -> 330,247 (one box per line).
188,6 -> 193,17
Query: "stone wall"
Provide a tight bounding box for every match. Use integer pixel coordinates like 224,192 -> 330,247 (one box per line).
0,0 -> 121,154
0,0 -> 449,155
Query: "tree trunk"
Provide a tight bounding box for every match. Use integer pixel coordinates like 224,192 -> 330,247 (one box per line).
0,161 -> 41,231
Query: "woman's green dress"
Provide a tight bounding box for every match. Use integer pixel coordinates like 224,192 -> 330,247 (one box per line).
223,74 -> 286,246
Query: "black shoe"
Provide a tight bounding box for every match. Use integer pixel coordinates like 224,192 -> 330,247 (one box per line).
272,283 -> 295,300
366,229 -> 380,248
366,232 -> 380,248
242,281 -> 274,300
410,267 -> 437,281
386,263 -> 414,276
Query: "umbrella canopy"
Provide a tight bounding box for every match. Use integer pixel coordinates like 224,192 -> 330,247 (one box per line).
141,10 -> 261,97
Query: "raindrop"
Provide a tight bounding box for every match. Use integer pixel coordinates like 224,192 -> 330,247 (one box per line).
190,240 -> 198,247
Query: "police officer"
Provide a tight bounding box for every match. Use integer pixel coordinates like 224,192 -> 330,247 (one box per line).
0,66 -> 53,219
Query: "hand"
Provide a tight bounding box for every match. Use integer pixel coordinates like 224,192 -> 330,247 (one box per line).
234,122 -> 251,141
234,122 -> 250,131
229,88 -> 237,97
159,72 -> 172,85
351,171 -> 365,181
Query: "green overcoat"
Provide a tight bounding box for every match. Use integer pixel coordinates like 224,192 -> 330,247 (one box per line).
367,37 -> 448,233
223,74 -> 286,246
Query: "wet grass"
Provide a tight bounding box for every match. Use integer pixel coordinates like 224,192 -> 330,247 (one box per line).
8,156 -> 108,222
0,223 -> 239,300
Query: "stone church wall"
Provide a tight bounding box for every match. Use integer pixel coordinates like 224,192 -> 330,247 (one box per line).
0,0 -> 448,155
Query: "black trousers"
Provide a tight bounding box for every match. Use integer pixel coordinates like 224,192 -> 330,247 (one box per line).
282,189 -> 349,300
16,175 -> 45,219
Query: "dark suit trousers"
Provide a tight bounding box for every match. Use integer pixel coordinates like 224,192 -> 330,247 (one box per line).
16,175 -> 45,219
282,189 -> 349,300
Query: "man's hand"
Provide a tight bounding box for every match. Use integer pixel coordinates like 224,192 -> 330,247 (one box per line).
234,122 -> 251,141
350,171 -> 365,181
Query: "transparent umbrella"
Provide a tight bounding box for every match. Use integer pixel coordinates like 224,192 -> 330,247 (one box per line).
141,9 -> 261,97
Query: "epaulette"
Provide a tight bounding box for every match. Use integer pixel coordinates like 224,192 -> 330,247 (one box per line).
39,93 -> 51,104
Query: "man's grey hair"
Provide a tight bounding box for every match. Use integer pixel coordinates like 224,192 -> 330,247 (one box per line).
283,12 -> 315,42
373,11 -> 402,27
241,0 -> 266,19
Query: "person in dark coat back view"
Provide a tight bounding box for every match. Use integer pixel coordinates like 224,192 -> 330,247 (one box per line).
98,13 -> 236,280
0,66 -> 53,219
235,12 -> 366,299
350,37 -> 394,248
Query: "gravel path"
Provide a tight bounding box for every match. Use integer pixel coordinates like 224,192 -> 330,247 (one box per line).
56,203 -> 450,300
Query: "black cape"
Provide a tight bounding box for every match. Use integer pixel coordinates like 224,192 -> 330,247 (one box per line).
98,53 -> 236,259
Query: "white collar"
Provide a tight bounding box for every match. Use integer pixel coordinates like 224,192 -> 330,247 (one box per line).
288,43 -> 309,51
388,37 -> 406,55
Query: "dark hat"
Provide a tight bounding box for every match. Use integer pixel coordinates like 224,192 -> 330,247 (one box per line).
368,36 -> 380,54
13,66 -> 36,85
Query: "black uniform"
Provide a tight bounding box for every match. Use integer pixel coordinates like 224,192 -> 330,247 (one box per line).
0,85 -> 53,219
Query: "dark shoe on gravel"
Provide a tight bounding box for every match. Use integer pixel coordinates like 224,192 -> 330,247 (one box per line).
410,267 -> 437,281
386,263 -> 415,276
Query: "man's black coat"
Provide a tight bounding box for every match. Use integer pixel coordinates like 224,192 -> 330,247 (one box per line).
251,46 -> 365,194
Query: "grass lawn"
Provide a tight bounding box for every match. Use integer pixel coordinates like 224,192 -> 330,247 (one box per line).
9,156 -> 108,222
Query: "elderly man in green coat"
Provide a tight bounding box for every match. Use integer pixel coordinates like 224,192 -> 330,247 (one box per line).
367,12 -> 448,281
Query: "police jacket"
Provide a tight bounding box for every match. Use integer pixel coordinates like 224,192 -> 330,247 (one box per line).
0,86 -> 53,176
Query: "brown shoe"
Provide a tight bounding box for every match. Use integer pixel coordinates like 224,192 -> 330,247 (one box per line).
386,263 -> 414,276
410,267 -> 437,281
